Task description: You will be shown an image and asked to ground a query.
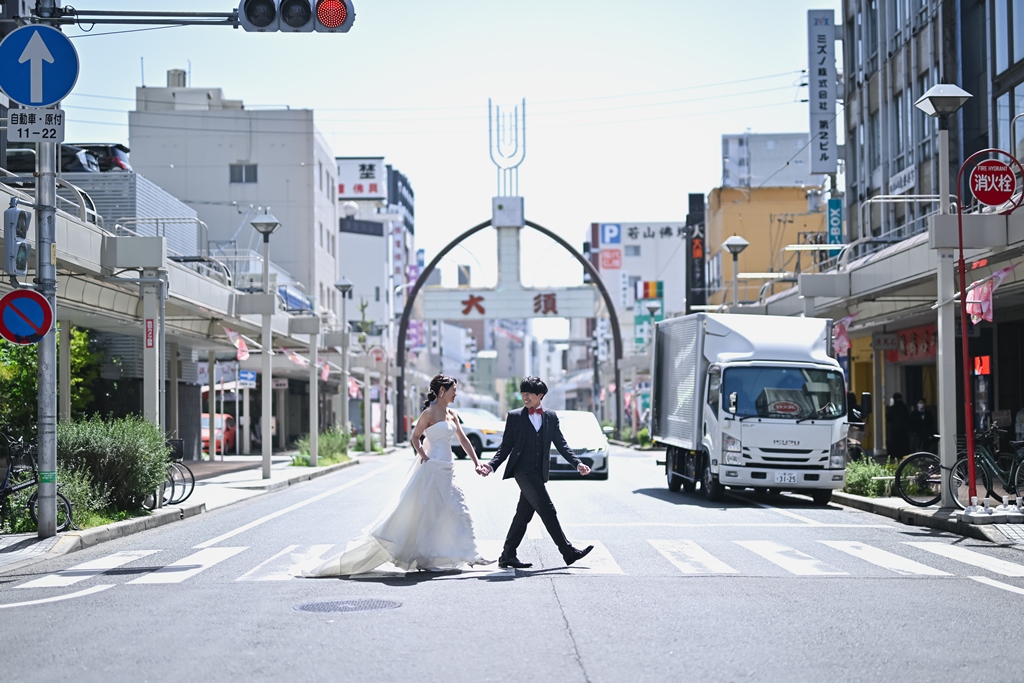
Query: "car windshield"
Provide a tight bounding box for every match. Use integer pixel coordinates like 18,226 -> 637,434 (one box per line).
722,366 -> 846,420
201,416 -> 225,428
556,411 -> 605,443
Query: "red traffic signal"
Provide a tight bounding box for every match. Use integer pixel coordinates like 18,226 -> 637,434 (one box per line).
237,0 -> 355,32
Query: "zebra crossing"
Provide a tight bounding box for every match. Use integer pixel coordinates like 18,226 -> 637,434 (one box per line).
13,538 -> 1024,589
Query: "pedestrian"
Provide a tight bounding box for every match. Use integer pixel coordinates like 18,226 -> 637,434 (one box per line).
303,373 -> 492,576
477,375 -> 595,569
886,392 -> 911,461
909,398 -> 936,453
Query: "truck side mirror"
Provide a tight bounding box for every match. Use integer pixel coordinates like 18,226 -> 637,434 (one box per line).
860,392 -> 872,417
728,392 -> 737,414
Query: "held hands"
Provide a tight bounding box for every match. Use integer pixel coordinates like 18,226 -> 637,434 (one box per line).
418,451 -> 429,464
577,463 -> 591,476
476,463 -> 493,477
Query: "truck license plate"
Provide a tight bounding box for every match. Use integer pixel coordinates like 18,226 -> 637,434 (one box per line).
774,472 -> 798,484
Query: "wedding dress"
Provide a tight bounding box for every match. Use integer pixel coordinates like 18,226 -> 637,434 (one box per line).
305,419 -> 490,576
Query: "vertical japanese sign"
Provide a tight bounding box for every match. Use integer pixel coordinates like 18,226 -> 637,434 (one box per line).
808,9 -> 837,174
686,193 -> 706,312
145,319 -> 155,348
827,198 -> 843,255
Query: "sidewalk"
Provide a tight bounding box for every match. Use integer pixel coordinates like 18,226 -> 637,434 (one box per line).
0,448 -> 401,576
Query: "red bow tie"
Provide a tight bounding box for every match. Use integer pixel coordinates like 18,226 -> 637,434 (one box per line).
528,407 -> 543,415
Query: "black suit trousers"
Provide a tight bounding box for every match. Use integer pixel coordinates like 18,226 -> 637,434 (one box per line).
502,467 -> 571,558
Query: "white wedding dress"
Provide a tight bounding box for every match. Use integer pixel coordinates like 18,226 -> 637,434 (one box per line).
305,419 -> 490,576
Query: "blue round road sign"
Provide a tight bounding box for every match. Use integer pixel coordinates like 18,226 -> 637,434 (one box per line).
0,25 -> 79,108
0,289 -> 54,345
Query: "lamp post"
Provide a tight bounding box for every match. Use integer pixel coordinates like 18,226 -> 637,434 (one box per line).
914,84 -> 971,508
335,276 -> 354,436
252,212 -> 281,480
722,235 -> 750,308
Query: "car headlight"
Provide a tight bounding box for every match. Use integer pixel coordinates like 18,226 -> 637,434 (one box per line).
481,429 -> 499,435
724,435 -> 742,465
830,440 -> 847,468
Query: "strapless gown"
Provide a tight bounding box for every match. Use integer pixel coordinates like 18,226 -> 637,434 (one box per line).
305,420 -> 490,576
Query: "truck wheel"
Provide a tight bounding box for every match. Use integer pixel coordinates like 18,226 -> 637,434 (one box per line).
666,451 -> 682,492
702,458 -> 725,502
682,476 -> 697,493
811,489 -> 833,506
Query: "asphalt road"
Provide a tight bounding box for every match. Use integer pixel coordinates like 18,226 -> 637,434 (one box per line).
4,445 -> 1024,683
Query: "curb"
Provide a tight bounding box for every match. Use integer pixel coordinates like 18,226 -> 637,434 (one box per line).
832,491 -> 1006,543
0,458 -> 361,576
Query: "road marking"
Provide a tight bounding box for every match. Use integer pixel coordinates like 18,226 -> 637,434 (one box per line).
127,547 -> 246,585
17,549 -> 161,589
730,493 -> 825,525
905,542 -> 1024,577
566,522 -> 890,529
526,518 -> 543,540
0,584 -> 114,609
236,544 -> 299,581
564,541 -> 624,574
194,460 -> 404,549
969,575 -> 1024,595
819,541 -> 949,576
238,544 -> 335,581
649,539 -> 738,574
736,540 -> 847,576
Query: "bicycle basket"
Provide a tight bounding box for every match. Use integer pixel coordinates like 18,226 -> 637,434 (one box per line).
847,423 -> 864,443
8,441 -> 36,473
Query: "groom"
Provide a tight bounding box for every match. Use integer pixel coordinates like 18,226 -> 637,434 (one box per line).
477,376 -> 594,569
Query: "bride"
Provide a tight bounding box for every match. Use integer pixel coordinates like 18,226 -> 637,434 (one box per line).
304,374 -> 492,576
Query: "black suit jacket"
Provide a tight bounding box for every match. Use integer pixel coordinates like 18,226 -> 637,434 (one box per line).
487,407 -> 582,482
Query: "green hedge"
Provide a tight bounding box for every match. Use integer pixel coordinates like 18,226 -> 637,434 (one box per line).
293,426 -> 351,466
843,458 -> 897,497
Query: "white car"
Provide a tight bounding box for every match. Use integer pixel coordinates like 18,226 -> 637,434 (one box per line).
548,410 -> 610,480
452,407 -> 506,458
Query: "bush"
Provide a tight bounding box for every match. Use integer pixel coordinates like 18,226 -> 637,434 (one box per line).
843,458 -> 897,497
354,433 -> 382,453
0,464 -> 109,534
57,415 -> 169,510
638,427 -> 651,447
293,426 -> 351,467
620,426 -> 633,443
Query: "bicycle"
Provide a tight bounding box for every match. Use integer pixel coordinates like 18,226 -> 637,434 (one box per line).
142,444 -> 195,509
0,434 -> 73,532
894,448 -> 942,507
946,427 -> 1023,509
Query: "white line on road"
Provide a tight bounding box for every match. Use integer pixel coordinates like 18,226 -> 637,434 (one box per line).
969,575 -> 1024,595
905,542 -> 1024,577
194,460 -> 404,549
565,522 -> 890,529
0,584 -> 114,609
127,547 -> 247,585
728,492 -> 825,525
526,518 -> 543,540
564,541 -> 624,575
649,539 -> 738,574
736,540 -> 847,576
235,544 -> 299,582
819,541 -> 949,576
18,549 -> 161,589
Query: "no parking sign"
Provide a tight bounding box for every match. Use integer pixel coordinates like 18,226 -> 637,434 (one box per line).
0,289 -> 53,345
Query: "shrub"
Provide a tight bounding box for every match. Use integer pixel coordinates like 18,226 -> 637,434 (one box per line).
638,427 -> 651,447
57,415 -> 168,510
843,458 -> 897,497
0,464 -> 108,533
292,426 -> 351,467
354,433 -> 382,453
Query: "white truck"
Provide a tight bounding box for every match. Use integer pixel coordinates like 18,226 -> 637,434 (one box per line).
649,313 -> 866,505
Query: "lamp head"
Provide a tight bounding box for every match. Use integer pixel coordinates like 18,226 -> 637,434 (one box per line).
722,235 -> 750,256
334,276 -> 354,294
914,84 -> 972,117
341,201 -> 359,218
250,212 -> 281,237
645,301 -> 661,317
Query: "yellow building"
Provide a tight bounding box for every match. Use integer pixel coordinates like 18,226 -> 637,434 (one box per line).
706,186 -> 827,307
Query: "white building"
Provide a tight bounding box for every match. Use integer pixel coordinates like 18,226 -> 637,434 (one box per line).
128,71 -> 340,323
721,132 -> 817,189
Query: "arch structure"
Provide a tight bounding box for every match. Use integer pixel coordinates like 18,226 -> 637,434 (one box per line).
395,219 -> 624,442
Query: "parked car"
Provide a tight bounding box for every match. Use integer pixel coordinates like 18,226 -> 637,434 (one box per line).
452,407 -> 505,458
5,142 -> 100,173
202,413 -> 237,454
548,410 -> 610,480
68,143 -> 132,172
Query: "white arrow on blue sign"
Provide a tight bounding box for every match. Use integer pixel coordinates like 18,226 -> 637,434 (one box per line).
0,25 -> 79,108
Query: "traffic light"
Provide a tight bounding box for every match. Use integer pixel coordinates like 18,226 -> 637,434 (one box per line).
3,202 -> 31,277
238,0 -> 355,32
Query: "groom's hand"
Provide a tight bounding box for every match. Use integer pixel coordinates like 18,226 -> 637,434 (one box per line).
477,464 -> 493,477
577,463 -> 591,476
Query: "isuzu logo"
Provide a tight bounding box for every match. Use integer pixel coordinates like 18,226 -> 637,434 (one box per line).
774,439 -> 800,446
769,401 -> 801,415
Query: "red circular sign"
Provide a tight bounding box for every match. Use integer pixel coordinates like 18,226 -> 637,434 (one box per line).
969,159 -> 1017,206
369,347 -> 386,363
769,401 -> 801,415
0,289 -> 54,345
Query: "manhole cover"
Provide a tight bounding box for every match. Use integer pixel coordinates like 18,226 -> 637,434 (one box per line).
294,599 -> 401,614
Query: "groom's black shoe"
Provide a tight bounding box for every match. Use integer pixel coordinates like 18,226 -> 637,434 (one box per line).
562,545 -> 595,566
498,557 -> 533,569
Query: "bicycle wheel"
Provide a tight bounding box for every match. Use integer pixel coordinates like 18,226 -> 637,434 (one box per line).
948,456 -> 994,509
172,462 -> 195,504
167,463 -> 186,504
894,452 -> 942,507
28,491 -> 73,532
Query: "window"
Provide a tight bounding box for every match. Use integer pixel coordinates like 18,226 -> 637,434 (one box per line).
997,0 -> 1009,74
707,367 -> 721,418
997,91 -> 1011,151
319,161 -> 323,191
893,92 -> 905,154
625,245 -> 641,257
319,222 -> 324,248
868,111 -> 880,170
375,286 -> 380,302
229,164 -> 257,183
1016,0 -> 1024,64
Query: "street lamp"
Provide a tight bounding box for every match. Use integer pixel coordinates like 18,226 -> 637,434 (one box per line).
334,276 -> 354,435
914,83 -> 972,507
722,235 -> 749,308
645,300 -> 661,352
252,212 -> 280,480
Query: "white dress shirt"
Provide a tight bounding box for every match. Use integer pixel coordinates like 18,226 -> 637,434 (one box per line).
528,409 -> 542,432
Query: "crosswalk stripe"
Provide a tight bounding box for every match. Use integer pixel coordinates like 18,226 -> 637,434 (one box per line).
564,541 -> 624,574
736,540 -> 847,576
819,541 -> 949,576
905,542 -> 1024,577
649,540 -> 738,574
126,547 -> 247,585
238,545 -> 335,581
18,550 -> 161,589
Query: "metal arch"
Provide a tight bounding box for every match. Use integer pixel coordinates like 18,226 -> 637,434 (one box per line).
395,219 -> 625,442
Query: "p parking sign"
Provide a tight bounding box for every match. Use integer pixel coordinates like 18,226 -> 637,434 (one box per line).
600,223 -> 621,245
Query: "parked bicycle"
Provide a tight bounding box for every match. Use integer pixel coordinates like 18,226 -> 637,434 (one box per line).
142,440 -> 194,510
0,433 -> 73,532
894,446 -> 942,507
947,426 -> 1024,508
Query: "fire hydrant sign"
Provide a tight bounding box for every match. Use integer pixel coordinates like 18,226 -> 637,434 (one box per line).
970,160 -> 1016,206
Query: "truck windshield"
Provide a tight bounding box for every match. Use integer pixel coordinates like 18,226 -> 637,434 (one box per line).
722,367 -> 845,420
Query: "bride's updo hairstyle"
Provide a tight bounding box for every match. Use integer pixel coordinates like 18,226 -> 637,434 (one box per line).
423,374 -> 457,410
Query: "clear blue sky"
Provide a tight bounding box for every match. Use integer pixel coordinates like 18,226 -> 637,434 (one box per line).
59,0 -> 841,338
